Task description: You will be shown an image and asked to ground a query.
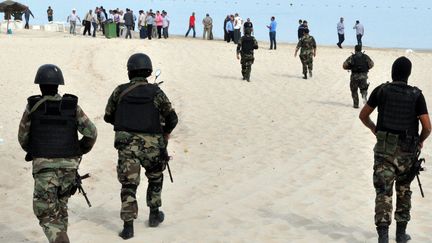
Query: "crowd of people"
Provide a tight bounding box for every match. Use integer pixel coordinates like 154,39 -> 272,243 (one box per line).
64,6 -> 170,39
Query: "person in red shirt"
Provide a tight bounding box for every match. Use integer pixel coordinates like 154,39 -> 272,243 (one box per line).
185,12 -> 196,38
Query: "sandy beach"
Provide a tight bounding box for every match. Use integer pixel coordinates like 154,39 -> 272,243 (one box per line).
0,29 -> 431,243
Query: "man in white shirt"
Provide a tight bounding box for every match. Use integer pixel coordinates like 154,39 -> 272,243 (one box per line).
233,13 -> 242,44
337,17 -> 344,48
67,9 -> 81,35
353,20 -> 364,46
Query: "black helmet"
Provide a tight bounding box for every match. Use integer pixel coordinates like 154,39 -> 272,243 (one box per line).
34,64 -> 65,85
244,28 -> 252,35
127,53 -> 153,72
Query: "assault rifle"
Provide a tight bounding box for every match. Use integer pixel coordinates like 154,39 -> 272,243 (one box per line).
76,172 -> 92,207
161,147 -> 174,183
411,150 -> 426,198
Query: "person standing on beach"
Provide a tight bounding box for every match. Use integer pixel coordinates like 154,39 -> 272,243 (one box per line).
185,12 -> 196,38
237,28 -> 258,82
225,15 -> 234,43
18,64 -> 97,243
83,10 -> 93,36
343,45 -> 374,108
353,20 -> 364,46
224,15 -> 230,41
90,9 -> 98,38
202,13 -> 213,40
267,16 -> 277,50
67,9 -> 80,35
297,19 -> 304,40
233,13 -> 242,44
162,11 -> 170,39
155,11 -> 163,39
243,18 -> 253,34
23,7 -> 34,29
337,17 -> 345,48
359,56 -> 431,243
124,8 -> 134,39
47,6 -> 53,22
104,53 -> 178,240
145,11 -> 154,40
294,28 -> 316,79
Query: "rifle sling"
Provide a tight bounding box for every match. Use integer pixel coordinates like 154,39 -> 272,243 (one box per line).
117,82 -> 148,104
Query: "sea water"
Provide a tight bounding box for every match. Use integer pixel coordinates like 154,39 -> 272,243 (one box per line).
3,0 -> 432,49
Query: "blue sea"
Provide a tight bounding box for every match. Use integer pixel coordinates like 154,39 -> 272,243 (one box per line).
2,0 -> 432,49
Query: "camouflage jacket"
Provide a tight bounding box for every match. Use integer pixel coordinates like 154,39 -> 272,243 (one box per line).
104,77 -> 177,150
18,94 -> 97,173
343,52 -> 374,80
236,35 -> 259,57
296,35 -> 316,56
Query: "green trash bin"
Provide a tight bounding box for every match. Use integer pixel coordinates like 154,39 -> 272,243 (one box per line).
105,22 -> 117,39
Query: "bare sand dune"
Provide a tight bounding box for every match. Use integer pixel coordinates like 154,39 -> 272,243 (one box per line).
0,30 -> 431,243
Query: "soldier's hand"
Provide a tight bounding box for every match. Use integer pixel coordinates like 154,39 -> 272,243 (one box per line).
419,142 -> 424,149
236,54 -> 240,60
164,133 -> 170,141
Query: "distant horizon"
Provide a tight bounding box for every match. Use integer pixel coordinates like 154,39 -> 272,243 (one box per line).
1,0 -> 431,49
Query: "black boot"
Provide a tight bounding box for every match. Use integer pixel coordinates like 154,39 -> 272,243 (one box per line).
396,222 -> 411,243
119,221 -> 134,240
377,225 -> 389,243
303,73 -> 307,79
149,207 -> 165,227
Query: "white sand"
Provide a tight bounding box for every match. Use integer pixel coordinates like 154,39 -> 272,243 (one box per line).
0,30 -> 431,243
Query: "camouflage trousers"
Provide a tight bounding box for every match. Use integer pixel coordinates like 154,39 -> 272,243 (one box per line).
33,169 -> 76,243
117,142 -> 165,222
373,132 -> 416,226
299,53 -> 313,75
240,54 -> 255,80
350,78 -> 368,107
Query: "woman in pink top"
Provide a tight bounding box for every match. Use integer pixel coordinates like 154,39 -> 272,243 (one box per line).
155,11 -> 164,39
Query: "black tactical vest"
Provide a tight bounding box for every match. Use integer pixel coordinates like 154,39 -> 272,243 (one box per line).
377,82 -> 421,136
241,36 -> 255,55
28,94 -> 81,158
351,53 -> 369,73
114,83 -> 163,133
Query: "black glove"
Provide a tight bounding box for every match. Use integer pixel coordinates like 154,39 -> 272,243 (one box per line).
25,153 -> 33,162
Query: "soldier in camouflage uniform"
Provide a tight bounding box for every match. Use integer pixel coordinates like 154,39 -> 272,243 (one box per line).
236,28 -> 258,82
294,28 -> 316,79
359,57 -> 431,243
343,45 -> 374,108
18,64 -> 97,243
104,53 -> 178,240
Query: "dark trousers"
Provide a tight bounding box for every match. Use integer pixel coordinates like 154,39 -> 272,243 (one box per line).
185,25 -> 196,37
337,33 -> 345,46
146,24 -> 153,39
116,23 -> 120,37
48,16 -> 53,22
269,31 -> 276,49
25,18 -> 30,29
157,26 -> 162,38
125,25 -> 132,39
163,27 -> 168,38
140,26 -> 147,39
233,29 -> 240,44
357,34 -> 363,46
227,31 -> 234,43
83,21 -> 91,36
92,22 -> 97,37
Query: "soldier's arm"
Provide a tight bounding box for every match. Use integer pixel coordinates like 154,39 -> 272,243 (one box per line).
17,106 -> 31,152
236,38 -> 242,55
104,87 -> 121,125
343,57 -> 351,70
359,104 -> 376,135
253,38 -> 258,49
312,38 -> 317,56
154,89 -> 178,134
367,56 -> 374,69
294,40 -> 301,57
77,105 -> 97,154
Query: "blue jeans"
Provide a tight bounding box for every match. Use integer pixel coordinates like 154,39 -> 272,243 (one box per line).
269,31 -> 276,49
185,25 -> 196,37
357,34 -> 363,46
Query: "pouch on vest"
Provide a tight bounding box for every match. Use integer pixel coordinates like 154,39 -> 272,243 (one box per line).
374,131 -> 398,155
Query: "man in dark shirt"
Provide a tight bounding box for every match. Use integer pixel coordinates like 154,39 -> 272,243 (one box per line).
359,57 -> 431,243
124,8 -> 134,39
243,18 -> 253,34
